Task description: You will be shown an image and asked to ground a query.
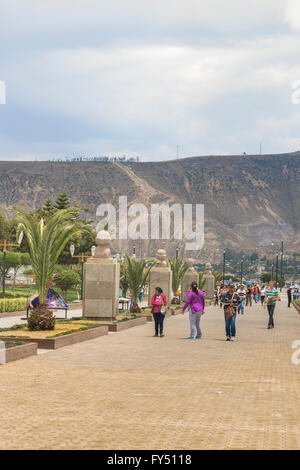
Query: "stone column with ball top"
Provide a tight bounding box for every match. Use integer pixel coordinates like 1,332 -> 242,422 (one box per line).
83,230 -> 120,321
182,258 -> 198,302
203,262 -> 215,299
148,249 -> 173,307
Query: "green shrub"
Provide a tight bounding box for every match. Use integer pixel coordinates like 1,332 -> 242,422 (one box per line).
0,298 -> 28,313
0,291 -> 29,299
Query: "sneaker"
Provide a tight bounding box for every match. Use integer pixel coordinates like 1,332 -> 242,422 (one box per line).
231,337 -> 235,341
187,336 -> 196,339
196,335 -> 202,339
159,334 -> 165,337
153,334 -> 158,337
226,337 -> 231,341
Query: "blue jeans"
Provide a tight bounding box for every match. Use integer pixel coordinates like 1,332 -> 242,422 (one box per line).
267,303 -> 275,327
153,313 -> 165,335
225,312 -> 237,337
238,300 -> 244,314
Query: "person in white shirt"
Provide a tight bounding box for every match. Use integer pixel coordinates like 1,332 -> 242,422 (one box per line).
237,285 -> 246,315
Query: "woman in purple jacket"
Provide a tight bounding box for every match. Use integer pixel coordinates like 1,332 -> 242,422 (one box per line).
182,282 -> 205,339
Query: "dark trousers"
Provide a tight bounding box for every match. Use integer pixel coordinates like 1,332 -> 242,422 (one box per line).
246,294 -> 252,306
267,303 -> 276,327
260,295 -> 265,305
153,313 -> 165,335
288,296 -> 291,308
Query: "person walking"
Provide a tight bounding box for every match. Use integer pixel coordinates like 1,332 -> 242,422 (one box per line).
237,284 -> 246,314
246,284 -> 253,306
214,288 -> 219,306
287,287 -> 292,308
151,287 -> 167,337
260,286 -> 266,306
223,284 -> 241,341
253,285 -> 259,303
182,282 -> 205,339
219,285 -> 227,309
264,281 -> 280,329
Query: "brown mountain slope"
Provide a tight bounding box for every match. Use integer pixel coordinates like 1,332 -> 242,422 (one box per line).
0,152 -> 299,261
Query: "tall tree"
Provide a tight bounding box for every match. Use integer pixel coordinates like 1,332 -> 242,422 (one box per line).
168,258 -> 189,301
54,192 -> 70,210
124,255 -> 153,312
15,208 -> 93,305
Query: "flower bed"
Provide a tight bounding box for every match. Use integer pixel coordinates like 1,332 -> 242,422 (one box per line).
0,320 -> 108,349
0,341 -> 37,364
292,300 -> 300,313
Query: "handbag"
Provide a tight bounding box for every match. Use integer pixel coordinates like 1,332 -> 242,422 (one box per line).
224,294 -> 235,321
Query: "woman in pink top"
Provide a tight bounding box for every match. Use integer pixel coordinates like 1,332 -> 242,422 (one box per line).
182,282 -> 205,339
151,287 -> 167,337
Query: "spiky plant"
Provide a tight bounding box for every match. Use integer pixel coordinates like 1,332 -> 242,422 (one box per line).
124,255 -> 153,312
198,272 -> 206,290
213,271 -> 223,283
15,208 -> 94,306
168,258 -> 189,302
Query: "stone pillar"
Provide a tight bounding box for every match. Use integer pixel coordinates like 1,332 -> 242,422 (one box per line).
83,230 -> 120,321
182,258 -> 198,302
203,262 -> 215,299
148,249 -> 173,307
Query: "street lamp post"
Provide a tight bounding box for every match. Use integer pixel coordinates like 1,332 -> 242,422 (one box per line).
70,245 -> 96,300
175,247 -> 179,260
0,234 -> 23,299
222,249 -> 226,284
240,259 -> 244,284
275,252 -> 279,288
280,241 -> 284,291
271,263 -> 274,281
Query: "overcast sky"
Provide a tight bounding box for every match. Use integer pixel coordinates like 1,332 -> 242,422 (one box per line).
0,0 -> 300,161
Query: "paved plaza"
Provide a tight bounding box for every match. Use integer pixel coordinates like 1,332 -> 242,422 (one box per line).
0,296 -> 299,450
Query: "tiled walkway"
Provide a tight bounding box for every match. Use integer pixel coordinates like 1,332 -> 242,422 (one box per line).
0,297 -> 299,449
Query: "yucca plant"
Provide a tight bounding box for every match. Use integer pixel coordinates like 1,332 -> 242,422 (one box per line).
15,208 -> 94,328
124,255 -> 153,313
198,272 -> 206,290
213,271 -> 223,283
168,258 -> 189,303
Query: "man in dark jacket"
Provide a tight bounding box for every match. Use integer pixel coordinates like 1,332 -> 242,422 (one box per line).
287,287 -> 292,308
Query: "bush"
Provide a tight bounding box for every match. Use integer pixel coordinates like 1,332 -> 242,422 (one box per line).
0,298 -> 28,313
0,291 -> 30,299
27,305 -> 56,331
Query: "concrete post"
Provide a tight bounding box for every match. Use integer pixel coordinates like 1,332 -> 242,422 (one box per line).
148,249 -> 172,306
83,230 -> 120,321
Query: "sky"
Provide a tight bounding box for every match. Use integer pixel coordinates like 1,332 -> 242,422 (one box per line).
0,0 -> 300,161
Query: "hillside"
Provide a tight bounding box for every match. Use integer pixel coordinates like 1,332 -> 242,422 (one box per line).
0,152 -> 299,262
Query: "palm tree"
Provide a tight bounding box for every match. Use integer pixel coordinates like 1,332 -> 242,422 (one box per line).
124,255 -> 153,313
198,272 -> 206,290
15,208 -> 94,306
168,258 -> 189,303
213,271 -> 223,283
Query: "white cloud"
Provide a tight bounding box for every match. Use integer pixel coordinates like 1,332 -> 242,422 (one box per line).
0,0 -> 300,160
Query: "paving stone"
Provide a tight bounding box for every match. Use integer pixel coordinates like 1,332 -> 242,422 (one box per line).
0,297 -> 299,449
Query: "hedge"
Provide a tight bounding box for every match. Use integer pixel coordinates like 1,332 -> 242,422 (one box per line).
0,298 -> 28,313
